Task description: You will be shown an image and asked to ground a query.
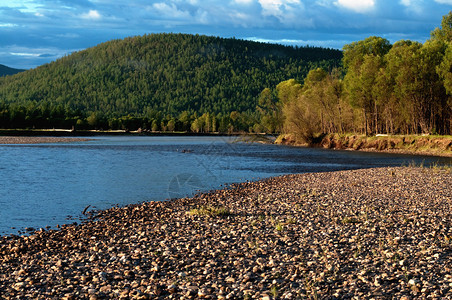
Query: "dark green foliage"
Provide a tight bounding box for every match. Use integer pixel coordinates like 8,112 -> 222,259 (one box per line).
0,33 -> 342,131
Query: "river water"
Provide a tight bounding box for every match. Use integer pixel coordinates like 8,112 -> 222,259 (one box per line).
0,136 -> 450,235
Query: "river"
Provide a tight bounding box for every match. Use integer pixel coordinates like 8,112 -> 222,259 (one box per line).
0,135 -> 450,235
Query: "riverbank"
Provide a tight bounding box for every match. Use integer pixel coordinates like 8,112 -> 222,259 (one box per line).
276,133 -> 452,157
1,167 -> 450,299
3,130 -> 451,158
0,136 -> 91,144
0,129 -> 241,137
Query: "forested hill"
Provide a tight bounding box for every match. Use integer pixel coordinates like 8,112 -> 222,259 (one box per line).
0,33 -> 341,130
0,64 -> 25,77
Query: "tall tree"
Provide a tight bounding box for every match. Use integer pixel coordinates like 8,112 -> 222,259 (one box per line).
256,87 -> 283,133
343,36 -> 391,135
431,11 -> 452,42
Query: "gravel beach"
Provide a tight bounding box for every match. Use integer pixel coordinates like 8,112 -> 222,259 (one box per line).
0,167 -> 451,299
0,136 -> 89,144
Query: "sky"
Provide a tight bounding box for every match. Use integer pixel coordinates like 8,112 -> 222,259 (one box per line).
0,0 -> 451,69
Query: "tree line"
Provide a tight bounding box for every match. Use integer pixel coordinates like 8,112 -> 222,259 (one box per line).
0,100 -> 259,133
0,33 -> 341,131
264,12 -> 452,142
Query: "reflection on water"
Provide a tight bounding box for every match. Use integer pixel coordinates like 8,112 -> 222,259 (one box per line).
0,135 -> 450,235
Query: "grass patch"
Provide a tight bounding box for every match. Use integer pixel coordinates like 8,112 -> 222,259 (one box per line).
341,216 -> 361,224
188,206 -> 231,217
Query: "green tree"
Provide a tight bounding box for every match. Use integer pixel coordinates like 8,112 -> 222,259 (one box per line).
343,36 -> 391,135
418,40 -> 448,134
438,43 -> 452,94
431,11 -> 452,42
87,112 -> 101,128
256,87 -> 283,133
276,79 -> 303,105
191,117 -> 203,133
385,40 -> 447,134
167,119 -> 176,132
151,119 -> 159,131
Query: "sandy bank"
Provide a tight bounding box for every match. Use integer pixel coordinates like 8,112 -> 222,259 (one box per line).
0,136 -> 90,144
0,167 -> 451,299
276,133 -> 452,157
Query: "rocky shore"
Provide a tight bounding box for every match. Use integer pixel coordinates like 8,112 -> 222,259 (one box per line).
0,167 -> 451,299
0,136 -> 89,144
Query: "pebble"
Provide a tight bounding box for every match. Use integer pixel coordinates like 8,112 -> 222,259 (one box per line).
0,136 -> 90,144
0,167 -> 450,299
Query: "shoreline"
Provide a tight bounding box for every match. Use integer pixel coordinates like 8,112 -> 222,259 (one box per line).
0,136 -> 91,144
1,167 -> 450,299
0,129 -> 452,158
276,133 -> 452,158
0,129 -> 245,137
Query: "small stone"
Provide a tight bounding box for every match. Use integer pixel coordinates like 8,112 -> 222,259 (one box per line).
167,284 -> 177,293
225,277 -> 235,283
98,271 -> 107,281
99,285 -> 111,293
178,272 -> 186,278
198,288 -> 209,298
87,288 -> 97,295
409,279 -> 419,286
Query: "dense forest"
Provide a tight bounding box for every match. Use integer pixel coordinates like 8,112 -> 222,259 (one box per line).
0,64 -> 24,77
0,34 -> 341,132
271,12 -> 452,141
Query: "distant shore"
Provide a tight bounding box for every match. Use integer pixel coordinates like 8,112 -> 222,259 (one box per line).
0,129 -> 245,138
0,136 -> 91,144
0,135 -> 94,144
0,167 -> 450,299
276,133 -> 452,158
1,130 -> 451,159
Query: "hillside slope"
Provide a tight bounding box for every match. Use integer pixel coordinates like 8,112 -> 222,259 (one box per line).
0,64 -> 25,77
0,34 -> 341,129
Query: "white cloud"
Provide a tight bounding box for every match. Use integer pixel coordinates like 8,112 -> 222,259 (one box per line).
1,45 -> 81,68
0,0 -> 449,69
0,23 -> 18,27
152,3 -> 192,19
259,0 -> 301,14
81,10 -> 102,20
10,52 -> 41,57
194,9 -> 210,24
227,11 -> 255,26
399,0 -> 423,14
246,37 -> 348,48
1,0 -> 40,13
231,12 -> 251,20
258,0 -> 306,25
56,33 -> 81,39
335,0 -> 375,13
434,0 -> 452,4
234,0 -> 255,4
247,37 -> 307,43
315,0 -> 332,7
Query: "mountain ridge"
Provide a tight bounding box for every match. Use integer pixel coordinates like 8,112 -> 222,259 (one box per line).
0,64 -> 25,77
0,33 -> 342,130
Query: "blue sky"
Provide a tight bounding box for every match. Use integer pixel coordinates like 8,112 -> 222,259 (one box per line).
1,0 -> 451,69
